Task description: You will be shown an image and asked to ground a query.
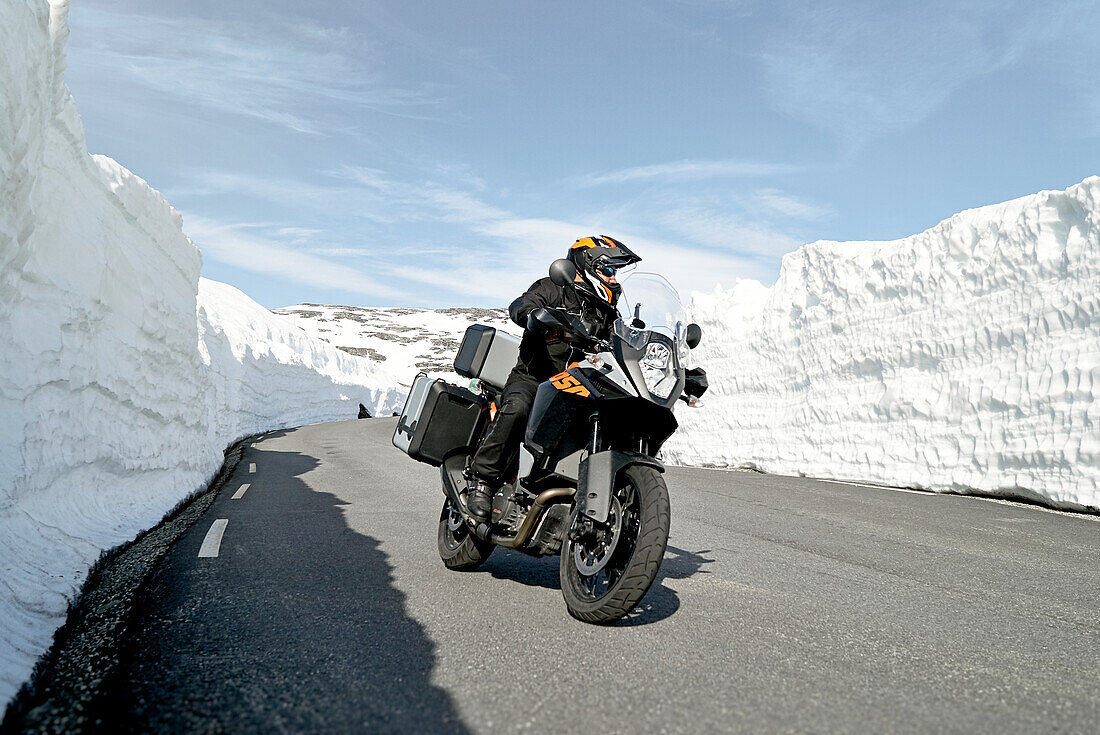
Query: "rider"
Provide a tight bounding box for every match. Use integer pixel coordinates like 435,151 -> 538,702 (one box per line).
465,235 -> 642,522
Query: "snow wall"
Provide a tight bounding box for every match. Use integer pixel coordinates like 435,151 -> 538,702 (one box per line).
0,0 -> 403,705
665,178 -> 1100,512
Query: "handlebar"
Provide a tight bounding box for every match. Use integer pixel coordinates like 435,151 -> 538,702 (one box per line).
529,306 -> 607,352
586,337 -> 611,353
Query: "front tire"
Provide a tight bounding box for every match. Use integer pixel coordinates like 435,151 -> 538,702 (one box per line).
560,465 -> 670,624
437,497 -> 494,570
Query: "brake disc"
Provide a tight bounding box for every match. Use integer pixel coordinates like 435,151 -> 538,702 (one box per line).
573,496 -> 623,575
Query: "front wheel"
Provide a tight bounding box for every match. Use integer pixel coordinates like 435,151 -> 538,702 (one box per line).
560,465 -> 670,624
437,497 -> 494,570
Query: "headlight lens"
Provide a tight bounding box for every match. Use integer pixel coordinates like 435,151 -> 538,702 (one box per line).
640,341 -> 676,399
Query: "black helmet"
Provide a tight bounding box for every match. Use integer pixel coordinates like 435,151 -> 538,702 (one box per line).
567,235 -> 641,310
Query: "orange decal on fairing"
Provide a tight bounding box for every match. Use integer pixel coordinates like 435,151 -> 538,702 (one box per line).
550,371 -> 591,397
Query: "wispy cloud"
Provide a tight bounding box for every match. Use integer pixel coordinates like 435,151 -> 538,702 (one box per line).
69,6 -> 441,135
271,227 -> 325,243
328,165 -> 515,226
600,232 -> 778,293
176,164 -> 802,302
423,201 -> 784,296
168,172 -> 331,203
579,159 -> 797,186
753,189 -> 833,220
184,216 -> 404,300
172,169 -> 420,227
654,207 -> 794,256
757,1 -> 1076,150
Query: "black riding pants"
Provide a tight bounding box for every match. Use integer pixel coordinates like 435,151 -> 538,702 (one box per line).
469,379 -> 539,485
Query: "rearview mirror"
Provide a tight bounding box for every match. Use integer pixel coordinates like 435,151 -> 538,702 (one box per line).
549,259 -> 577,287
685,323 -> 702,349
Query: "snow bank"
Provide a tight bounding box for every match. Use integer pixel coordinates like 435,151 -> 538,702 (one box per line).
0,0 -> 401,705
665,178 -> 1100,511
198,278 -> 404,440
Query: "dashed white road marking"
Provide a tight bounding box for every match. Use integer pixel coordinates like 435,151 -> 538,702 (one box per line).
198,519 -> 229,558
232,483 -> 251,499
249,462 -> 256,473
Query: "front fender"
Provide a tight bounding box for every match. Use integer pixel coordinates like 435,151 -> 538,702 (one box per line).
576,450 -> 664,523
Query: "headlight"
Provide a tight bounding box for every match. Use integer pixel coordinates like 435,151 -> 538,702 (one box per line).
640,341 -> 676,399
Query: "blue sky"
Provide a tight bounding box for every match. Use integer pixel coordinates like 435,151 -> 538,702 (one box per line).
65,0 -> 1099,308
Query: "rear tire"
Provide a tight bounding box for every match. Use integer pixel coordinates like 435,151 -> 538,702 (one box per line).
560,465 -> 670,624
437,497 -> 494,570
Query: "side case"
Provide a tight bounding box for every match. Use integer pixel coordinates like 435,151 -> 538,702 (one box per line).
392,373 -> 433,455
393,374 -> 488,467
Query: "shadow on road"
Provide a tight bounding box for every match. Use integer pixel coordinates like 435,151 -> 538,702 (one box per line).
482,549 -> 559,590
479,543 -> 715,627
662,544 -> 716,580
106,444 -> 469,734
614,545 -> 715,626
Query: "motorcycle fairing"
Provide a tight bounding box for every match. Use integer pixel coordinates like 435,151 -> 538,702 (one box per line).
593,395 -> 680,456
525,380 -> 593,459
525,370 -> 681,464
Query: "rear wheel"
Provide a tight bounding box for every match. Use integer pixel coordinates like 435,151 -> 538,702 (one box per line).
560,465 -> 670,624
437,497 -> 494,570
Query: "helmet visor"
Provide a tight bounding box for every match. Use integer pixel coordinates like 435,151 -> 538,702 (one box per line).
591,253 -> 635,277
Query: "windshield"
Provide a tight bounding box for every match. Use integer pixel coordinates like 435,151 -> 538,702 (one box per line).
615,272 -> 690,363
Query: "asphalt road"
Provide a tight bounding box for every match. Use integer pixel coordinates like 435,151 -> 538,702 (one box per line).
107,417 -> 1100,734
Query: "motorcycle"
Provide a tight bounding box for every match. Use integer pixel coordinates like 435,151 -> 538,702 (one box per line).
396,259 -> 707,624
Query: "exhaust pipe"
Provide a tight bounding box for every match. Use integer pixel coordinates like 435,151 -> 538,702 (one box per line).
489,487 -> 575,549
442,458 -> 574,548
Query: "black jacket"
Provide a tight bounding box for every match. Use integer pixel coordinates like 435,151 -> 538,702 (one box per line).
505,277 -> 617,385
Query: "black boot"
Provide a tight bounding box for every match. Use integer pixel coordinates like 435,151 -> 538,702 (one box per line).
466,479 -> 493,524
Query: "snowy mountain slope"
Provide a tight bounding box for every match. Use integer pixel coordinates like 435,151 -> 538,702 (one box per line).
0,0 -> 401,706
274,305 -> 515,389
665,178 -> 1100,512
